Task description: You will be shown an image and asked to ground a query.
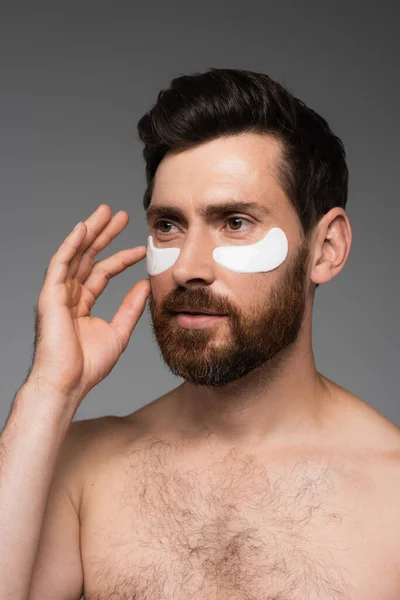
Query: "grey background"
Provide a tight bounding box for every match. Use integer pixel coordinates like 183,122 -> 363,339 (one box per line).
0,2 -> 399,429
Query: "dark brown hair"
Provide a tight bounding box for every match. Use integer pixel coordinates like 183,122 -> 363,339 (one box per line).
137,67 -> 348,238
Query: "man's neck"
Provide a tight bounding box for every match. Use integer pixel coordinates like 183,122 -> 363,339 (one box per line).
173,346 -> 333,451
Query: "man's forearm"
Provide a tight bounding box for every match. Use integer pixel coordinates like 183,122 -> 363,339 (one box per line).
0,383 -> 76,600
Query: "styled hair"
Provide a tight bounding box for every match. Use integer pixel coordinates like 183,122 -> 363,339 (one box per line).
137,67 -> 348,238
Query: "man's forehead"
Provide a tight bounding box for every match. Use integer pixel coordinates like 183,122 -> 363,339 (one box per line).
154,132 -> 283,187
148,175 -> 285,220
151,161 -> 282,208
148,134 -> 287,218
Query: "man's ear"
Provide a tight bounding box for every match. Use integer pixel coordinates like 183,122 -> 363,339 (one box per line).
310,208 -> 352,285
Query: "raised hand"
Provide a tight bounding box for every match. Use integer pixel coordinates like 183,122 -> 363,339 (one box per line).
26,204 -> 150,405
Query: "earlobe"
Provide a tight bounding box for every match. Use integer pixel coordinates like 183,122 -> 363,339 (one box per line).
310,209 -> 352,285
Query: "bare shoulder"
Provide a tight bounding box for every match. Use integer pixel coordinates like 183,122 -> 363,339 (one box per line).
68,412 -> 137,464
325,379 -> 400,492
323,377 -> 400,447
68,393 -> 166,457
60,414 -> 133,518
69,400 -> 160,481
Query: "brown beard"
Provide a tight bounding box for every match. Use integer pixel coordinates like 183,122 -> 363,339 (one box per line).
148,238 -> 310,387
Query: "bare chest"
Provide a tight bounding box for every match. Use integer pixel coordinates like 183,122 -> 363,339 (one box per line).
80,438 -> 400,599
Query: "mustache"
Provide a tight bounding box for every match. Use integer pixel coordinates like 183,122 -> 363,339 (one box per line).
152,290 -> 230,315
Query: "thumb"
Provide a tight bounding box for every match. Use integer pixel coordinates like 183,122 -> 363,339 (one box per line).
110,279 -> 151,352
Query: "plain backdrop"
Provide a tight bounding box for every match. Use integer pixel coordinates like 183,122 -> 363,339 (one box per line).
0,1 -> 399,428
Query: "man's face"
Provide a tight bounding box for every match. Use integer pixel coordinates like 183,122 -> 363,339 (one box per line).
146,132 -> 311,387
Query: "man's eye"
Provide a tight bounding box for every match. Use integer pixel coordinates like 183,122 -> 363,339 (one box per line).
227,217 -> 247,231
155,220 -> 175,234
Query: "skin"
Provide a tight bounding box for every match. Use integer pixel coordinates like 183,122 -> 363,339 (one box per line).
72,132 -> 400,598
145,131 -> 354,452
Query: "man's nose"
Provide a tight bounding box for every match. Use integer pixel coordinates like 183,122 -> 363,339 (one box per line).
170,232 -> 217,286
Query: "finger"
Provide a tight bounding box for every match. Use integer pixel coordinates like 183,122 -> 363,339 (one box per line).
81,246 -> 148,305
68,204 -> 114,280
109,279 -> 151,352
44,221 -> 88,287
71,210 -> 130,283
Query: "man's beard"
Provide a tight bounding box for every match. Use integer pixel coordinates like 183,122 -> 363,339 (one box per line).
148,238 -> 310,388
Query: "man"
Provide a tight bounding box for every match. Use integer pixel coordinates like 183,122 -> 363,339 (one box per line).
2,68 -> 399,599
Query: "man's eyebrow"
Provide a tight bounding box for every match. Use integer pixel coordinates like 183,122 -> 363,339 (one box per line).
145,201 -> 273,223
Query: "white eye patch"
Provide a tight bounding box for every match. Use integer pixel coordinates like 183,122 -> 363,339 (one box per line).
146,228 -> 288,275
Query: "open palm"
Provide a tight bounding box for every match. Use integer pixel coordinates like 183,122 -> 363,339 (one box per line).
28,204 -> 151,403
